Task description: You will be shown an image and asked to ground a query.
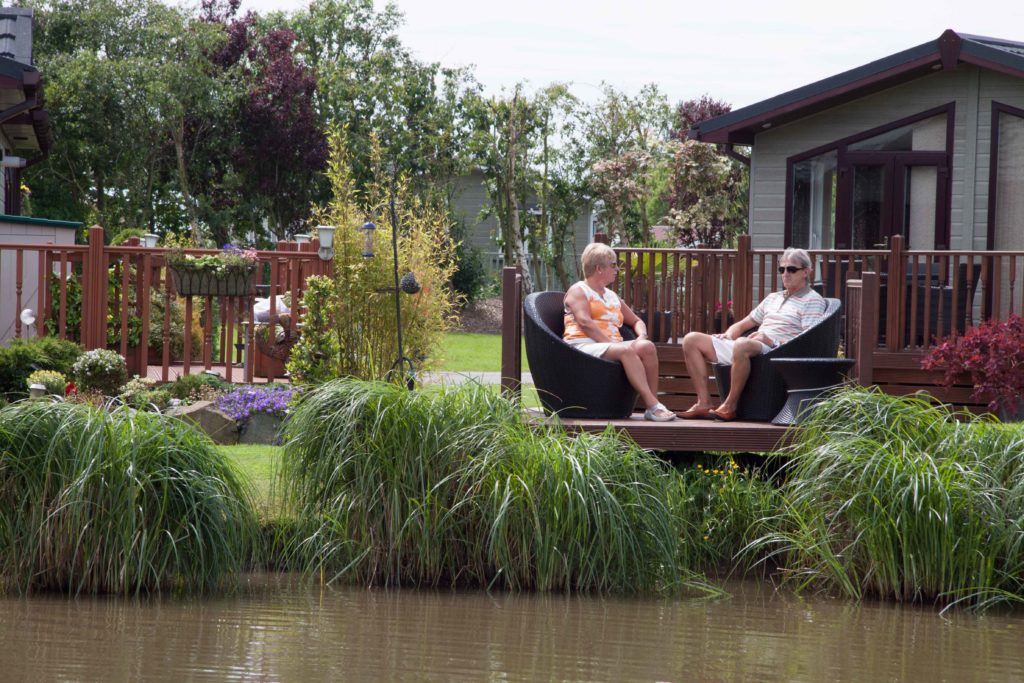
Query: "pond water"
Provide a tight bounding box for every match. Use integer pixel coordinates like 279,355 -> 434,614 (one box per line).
0,575 -> 1021,682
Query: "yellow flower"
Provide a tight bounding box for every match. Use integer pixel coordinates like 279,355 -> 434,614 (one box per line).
703,535 -> 710,541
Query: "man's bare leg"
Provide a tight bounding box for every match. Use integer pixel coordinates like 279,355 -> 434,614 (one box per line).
681,331 -> 717,411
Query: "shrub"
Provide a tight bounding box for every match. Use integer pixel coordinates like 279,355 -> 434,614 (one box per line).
0,400 -> 257,594
922,315 -> 1024,412
110,228 -> 146,246
125,388 -> 172,412
167,373 -> 230,402
71,349 -> 128,395
26,369 -> 67,396
0,337 -> 83,397
287,132 -> 458,383
278,379 -> 693,594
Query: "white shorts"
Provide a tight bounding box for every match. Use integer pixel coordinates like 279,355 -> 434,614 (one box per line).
711,336 -> 771,365
567,339 -> 612,358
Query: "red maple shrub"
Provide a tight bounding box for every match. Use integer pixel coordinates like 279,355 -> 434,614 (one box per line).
921,315 -> 1024,411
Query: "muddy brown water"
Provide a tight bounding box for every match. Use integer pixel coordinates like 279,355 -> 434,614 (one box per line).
0,575 -> 1021,682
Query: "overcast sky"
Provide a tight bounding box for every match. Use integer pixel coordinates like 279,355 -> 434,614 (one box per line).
238,0 -> 1023,110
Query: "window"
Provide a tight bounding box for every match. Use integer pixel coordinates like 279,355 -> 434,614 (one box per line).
991,106 -> 1024,251
847,113 -> 947,152
786,104 -> 953,249
790,150 -> 837,249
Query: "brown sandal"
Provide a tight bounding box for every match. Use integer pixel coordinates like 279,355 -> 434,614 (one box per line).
678,405 -> 715,419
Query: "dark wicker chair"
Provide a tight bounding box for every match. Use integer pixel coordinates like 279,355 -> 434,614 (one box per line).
523,291 -> 638,418
713,298 -> 842,421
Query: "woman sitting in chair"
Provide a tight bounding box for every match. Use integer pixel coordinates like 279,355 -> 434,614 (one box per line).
679,247 -> 826,421
563,243 -> 676,422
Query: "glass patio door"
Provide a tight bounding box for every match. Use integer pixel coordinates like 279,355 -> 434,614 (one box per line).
837,151 -> 946,250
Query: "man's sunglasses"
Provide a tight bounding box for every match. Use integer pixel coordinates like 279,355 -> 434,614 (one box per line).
778,265 -> 806,274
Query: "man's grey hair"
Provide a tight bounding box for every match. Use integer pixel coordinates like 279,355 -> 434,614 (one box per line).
781,247 -> 812,270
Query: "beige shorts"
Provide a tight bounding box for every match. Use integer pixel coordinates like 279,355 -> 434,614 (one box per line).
567,339 -> 612,358
711,336 -> 771,365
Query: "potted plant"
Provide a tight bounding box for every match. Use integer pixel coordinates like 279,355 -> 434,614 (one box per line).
166,244 -> 259,297
921,315 -> 1024,420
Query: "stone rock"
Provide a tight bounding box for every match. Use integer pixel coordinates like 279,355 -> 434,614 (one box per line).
239,411 -> 285,445
166,400 -> 239,444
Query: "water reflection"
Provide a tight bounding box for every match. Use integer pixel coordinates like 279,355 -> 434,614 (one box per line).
0,576 -> 1021,681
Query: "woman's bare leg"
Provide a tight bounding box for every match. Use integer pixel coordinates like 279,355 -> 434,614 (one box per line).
603,342 -> 662,410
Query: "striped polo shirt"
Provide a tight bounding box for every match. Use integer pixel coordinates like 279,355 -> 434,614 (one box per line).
563,282 -> 624,343
750,287 -> 827,346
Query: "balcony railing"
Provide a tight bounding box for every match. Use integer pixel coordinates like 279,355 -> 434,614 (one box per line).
0,226 -> 329,383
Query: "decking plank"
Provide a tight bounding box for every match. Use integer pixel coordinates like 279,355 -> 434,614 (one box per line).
545,412 -> 795,452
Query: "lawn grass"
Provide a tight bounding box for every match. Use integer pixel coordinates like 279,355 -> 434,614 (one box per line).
220,444 -> 281,518
435,332 -> 526,372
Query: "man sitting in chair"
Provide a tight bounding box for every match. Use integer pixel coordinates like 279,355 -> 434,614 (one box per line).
563,243 -> 676,422
679,247 -> 826,422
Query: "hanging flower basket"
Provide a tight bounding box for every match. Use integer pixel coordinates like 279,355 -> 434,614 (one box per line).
170,267 -> 255,297
165,244 -> 260,297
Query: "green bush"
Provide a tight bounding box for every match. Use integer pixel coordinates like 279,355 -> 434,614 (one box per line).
278,379 -> 694,594
109,228 -> 146,246
71,348 -> 128,395
125,388 -> 172,412
26,369 -> 67,396
0,400 -> 257,594
0,337 -> 82,397
167,372 -> 230,402
285,132 -> 458,383
450,240 -> 488,303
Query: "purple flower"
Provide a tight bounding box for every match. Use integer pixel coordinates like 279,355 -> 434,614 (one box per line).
214,386 -> 301,421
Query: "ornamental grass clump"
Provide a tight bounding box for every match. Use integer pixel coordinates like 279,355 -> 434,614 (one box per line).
753,387 -> 1024,610
0,400 -> 258,595
278,379 -> 688,593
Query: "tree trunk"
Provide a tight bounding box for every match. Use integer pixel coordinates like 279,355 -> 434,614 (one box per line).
507,93 -> 534,294
171,120 -> 201,244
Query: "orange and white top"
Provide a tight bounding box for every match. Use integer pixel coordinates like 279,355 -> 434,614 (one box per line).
563,282 -> 624,343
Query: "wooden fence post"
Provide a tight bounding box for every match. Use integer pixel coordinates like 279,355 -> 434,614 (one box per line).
852,272 -> 880,385
83,225 -> 106,350
500,265 -> 522,399
886,235 -> 905,351
736,234 -> 752,315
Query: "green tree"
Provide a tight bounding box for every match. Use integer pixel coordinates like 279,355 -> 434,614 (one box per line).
583,83 -> 674,245
663,95 -> 749,248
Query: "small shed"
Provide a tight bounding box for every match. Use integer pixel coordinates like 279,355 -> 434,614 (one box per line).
0,214 -> 80,343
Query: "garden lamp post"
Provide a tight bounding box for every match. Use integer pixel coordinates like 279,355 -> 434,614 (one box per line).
143,233 -> 159,248
360,173 -> 418,390
316,225 -> 335,261
294,233 -> 311,245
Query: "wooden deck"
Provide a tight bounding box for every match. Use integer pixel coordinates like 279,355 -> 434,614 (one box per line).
550,411 -> 795,452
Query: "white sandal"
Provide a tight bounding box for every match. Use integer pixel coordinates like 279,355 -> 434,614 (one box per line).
644,402 -> 677,422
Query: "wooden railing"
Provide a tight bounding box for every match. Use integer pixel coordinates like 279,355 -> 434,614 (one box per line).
602,234 -> 1024,354
0,225 -> 331,383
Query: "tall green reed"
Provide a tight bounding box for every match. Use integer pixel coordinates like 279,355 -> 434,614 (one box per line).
0,400 -> 257,595
752,387 -> 1024,609
278,379 -> 690,593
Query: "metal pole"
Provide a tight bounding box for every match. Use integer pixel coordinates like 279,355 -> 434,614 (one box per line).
387,167 -> 414,390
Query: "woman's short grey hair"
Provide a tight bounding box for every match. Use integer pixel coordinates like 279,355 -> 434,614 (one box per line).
581,242 -> 616,277
781,247 -> 812,271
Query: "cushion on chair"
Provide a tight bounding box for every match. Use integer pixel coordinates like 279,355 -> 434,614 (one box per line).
713,298 -> 842,421
523,291 -> 638,419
